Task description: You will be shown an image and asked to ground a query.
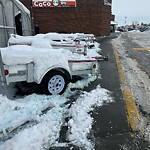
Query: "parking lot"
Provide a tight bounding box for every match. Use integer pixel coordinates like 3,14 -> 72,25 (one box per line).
0,32 -> 150,150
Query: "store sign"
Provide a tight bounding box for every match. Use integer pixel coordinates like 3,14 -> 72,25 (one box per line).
32,0 -> 76,7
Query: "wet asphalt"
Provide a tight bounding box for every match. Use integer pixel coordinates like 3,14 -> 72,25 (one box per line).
89,33 -> 150,150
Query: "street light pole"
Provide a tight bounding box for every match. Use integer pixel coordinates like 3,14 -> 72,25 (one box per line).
125,16 -> 127,25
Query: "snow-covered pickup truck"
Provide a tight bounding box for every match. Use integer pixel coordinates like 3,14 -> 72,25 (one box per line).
1,41 -> 97,95
8,33 -> 88,55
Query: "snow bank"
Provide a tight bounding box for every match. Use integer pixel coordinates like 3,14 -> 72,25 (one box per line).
67,86 -> 113,149
0,94 -> 68,150
0,82 -> 112,150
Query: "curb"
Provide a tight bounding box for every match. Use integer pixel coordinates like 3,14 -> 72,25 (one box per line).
113,44 -> 140,132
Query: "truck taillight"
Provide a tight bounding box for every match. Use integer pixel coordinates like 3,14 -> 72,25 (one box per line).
4,70 -> 9,75
93,64 -> 96,68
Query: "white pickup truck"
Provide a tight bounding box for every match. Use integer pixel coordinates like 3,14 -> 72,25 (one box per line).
0,41 -> 97,95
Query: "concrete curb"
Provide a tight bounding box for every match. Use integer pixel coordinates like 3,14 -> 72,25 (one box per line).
113,44 -> 140,132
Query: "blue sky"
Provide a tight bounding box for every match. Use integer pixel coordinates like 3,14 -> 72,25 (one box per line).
112,0 -> 150,26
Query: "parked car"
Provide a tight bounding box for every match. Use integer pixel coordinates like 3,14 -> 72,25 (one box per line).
139,27 -> 149,32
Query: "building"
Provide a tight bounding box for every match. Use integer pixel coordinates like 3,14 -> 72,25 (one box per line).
20,0 -> 114,36
0,0 -> 33,47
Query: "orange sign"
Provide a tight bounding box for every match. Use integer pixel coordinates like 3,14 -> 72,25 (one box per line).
32,0 -> 76,7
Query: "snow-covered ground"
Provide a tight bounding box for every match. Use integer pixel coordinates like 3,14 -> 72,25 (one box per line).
0,77 -> 113,150
0,38 -> 113,150
113,32 -> 150,144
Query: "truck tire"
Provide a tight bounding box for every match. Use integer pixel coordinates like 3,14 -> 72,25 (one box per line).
42,70 -> 70,95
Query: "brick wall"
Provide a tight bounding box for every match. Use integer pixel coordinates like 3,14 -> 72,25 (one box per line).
20,0 -> 112,36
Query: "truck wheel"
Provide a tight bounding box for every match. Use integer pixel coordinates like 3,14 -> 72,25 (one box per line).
42,70 -> 70,95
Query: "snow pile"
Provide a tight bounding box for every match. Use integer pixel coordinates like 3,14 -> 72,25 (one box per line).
87,42 -> 101,57
67,86 -> 113,149
0,83 -> 112,150
8,34 -> 33,45
68,74 -> 98,90
0,94 -> 57,133
31,38 -> 53,49
8,33 -> 75,46
0,94 -> 68,150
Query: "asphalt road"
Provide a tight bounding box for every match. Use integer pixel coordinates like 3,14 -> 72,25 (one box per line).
90,33 -> 150,150
120,33 -> 150,77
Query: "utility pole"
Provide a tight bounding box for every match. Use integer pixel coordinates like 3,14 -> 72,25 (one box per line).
125,16 -> 127,25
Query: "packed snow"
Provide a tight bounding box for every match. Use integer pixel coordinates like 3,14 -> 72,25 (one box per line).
67,86 -> 112,150
0,84 -> 113,150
